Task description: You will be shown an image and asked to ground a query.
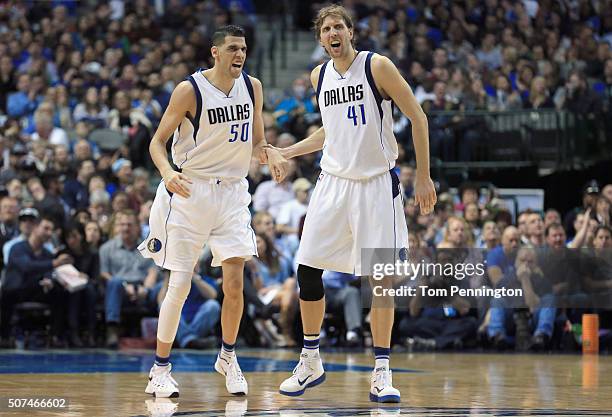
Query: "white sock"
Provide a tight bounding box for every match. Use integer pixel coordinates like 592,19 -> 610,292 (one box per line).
302,334 -> 320,356
375,358 -> 389,370
220,344 -> 236,361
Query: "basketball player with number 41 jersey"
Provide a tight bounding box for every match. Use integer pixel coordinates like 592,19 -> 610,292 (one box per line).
267,5 -> 437,403
139,25 -> 287,399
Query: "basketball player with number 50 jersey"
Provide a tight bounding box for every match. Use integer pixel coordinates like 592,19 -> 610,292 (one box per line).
139,25 -> 287,399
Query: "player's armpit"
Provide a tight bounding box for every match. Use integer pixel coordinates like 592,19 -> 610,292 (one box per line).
370,55 -> 427,124
150,81 -> 196,179
153,81 -> 196,146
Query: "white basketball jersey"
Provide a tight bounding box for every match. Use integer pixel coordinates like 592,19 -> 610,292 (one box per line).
171,69 -> 254,179
317,51 -> 398,180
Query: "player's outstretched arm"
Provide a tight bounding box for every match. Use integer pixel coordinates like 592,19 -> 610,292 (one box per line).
371,54 -> 437,214
149,81 -> 194,198
266,126 -> 325,160
249,75 -> 289,183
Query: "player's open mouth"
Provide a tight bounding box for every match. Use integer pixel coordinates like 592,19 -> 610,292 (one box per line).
330,41 -> 341,52
232,63 -> 242,68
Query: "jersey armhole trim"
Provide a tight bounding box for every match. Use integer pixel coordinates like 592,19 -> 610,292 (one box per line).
365,52 -> 383,120
316,62 -> 329,104
242,71 -> 255,108
187,75 -> 202,144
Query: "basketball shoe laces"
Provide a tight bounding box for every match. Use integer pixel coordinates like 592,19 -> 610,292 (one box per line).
152,364 -> 178,389
373,367 -> 392,390
226,359 -> 246,385
290,353 -> 314,383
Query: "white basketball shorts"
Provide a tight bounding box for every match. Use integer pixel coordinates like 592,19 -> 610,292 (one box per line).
296,169 -> 408,276
138,177 -> 257,272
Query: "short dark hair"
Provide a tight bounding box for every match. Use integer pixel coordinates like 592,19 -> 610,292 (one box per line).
594,225 -> 612,237
545,222 -> 565,237
212,25 -> 245,46
38,215 -> 56,228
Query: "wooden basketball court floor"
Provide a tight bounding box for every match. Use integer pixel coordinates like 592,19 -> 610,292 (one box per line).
0,349 -> 610,416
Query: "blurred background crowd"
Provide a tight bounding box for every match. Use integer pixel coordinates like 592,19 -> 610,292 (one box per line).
0,0 -> 611,353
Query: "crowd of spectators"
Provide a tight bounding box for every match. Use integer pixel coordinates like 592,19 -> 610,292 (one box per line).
0,0 -> 611,352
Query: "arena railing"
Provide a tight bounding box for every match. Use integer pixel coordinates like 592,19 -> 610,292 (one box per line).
419,109 -> 609,171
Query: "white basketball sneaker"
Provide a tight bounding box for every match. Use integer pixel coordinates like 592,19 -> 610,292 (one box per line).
370,366 -> 400,403
279,351 -> 326,396
215,354 -> 248,395
145,364 -> 179,398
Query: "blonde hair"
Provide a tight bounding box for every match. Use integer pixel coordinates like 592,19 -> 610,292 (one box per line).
313,4 -> 354,44
442,216 -> 475,247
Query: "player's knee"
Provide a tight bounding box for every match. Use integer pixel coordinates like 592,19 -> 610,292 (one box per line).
297,264 -> 324,301
165,271 -> 192,305
223,275 -> 243,299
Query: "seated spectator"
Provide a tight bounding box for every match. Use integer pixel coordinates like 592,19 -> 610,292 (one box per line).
524,76 -> 554,109
517,210 -> 532,245
561,71 -> 603,117
252,159 -> 296,219
7,73 -> 41,119
111,191 -> 131,213
72,86 -> 109,128
476,33 -> 502,70
84,220 -> 102,251
88,189 -> 112,235
487,74 -> 522,111
581,225 -> 612,305
58,223 -> 99,347
252,211 -> 297,259
49,144 -> 72,176
99,210 -> 159,348
107,158 -> 133,197
595,196 -> 610,226
126,167 -> 153,212
437,216 -> 474,249
6,178 -> 26,203
544,209 -> 562,229
476,220 -> 501,250
0,56 -> 15,114
107,91 -> 152,169
322,270 -> 363,347
158,269 -> 221,349
398,250 -> 477,350
463,202 -> 481,242
276,178 -> 311,238
3,208 -> 53,268
487,247 -> 556,350
526,212 -> 545,248
0,196 -> 20,267
486,226 -> 520,287
63,159 -> 95,212
0,216 -> 73,347
30,112 -> 70,148
250,233 -> 297,347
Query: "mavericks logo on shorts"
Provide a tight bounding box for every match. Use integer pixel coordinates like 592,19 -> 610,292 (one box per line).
398,247 -> 408,261
147,238 -> 162,253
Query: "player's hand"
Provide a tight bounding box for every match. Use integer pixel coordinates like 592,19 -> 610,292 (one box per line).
163,170 -> 193,198
414,175 -> 437,215
258,147 -> 268,164
265,146 -> 289,183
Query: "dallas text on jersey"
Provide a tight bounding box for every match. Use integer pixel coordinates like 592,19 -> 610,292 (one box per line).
323,84 -> 364,107
207,103 -> 251,125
